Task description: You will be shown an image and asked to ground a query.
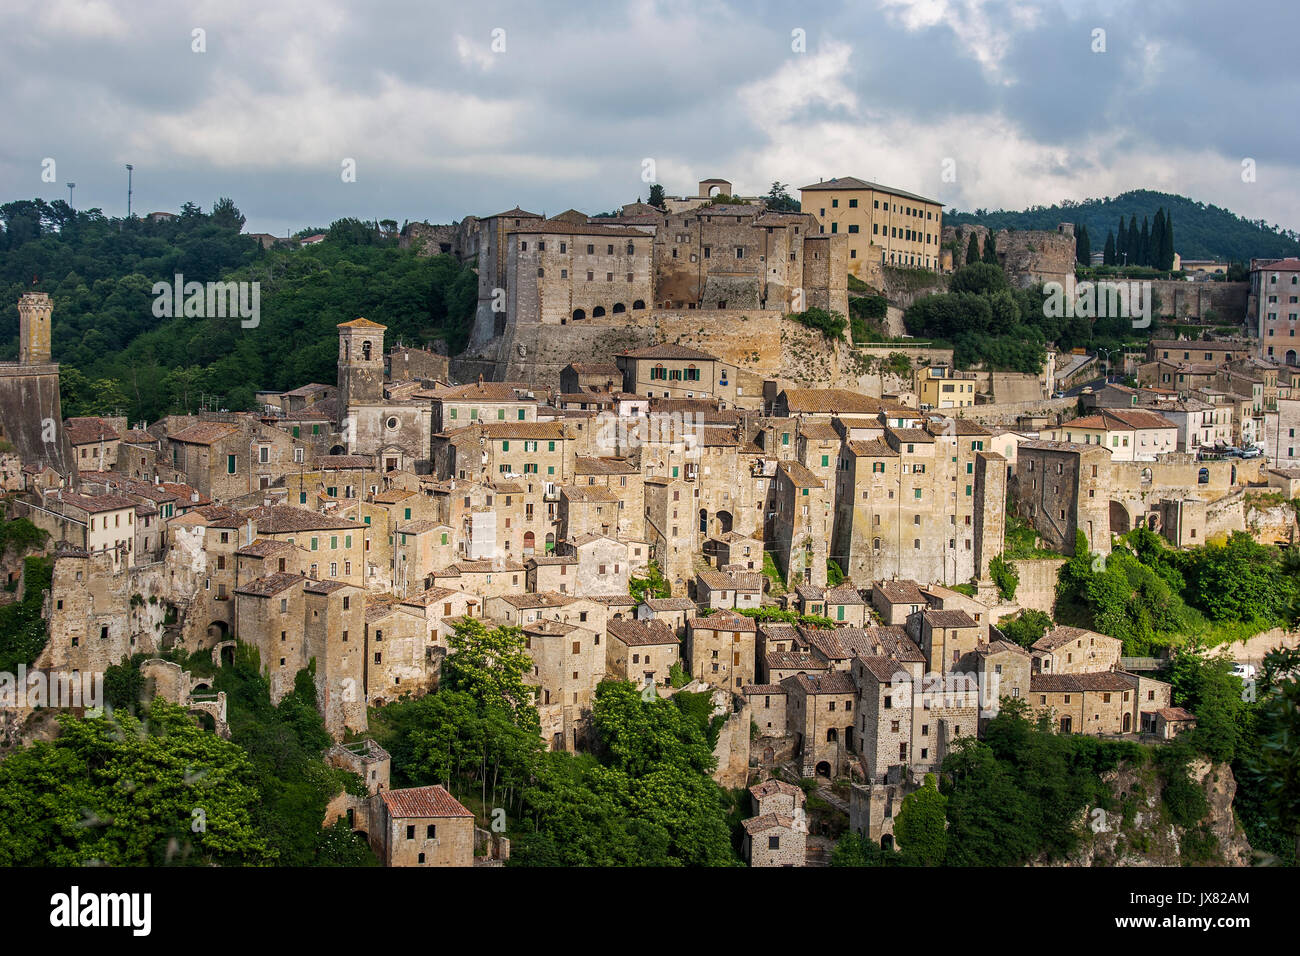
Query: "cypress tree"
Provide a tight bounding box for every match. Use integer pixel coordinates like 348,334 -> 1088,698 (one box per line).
982,230 -> 998,264
1076,225 -> 1091,265
1103,230 -> 1116,266
966,231 -> 980,265
1152,209 -> 1166,270
1127,215 -> 1139,265
1160,211 -> 1175,271
1139,216 -> 1151,267
1116,217 -> 1127,263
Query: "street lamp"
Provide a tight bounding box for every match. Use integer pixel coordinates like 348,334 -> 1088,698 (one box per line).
66,182 -> 75,208
125,164 -> 134,219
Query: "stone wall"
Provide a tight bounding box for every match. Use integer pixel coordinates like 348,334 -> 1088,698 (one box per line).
1152,280 -> 1248,323
1009,558 -> 1067,614
955,397 -> 1077,426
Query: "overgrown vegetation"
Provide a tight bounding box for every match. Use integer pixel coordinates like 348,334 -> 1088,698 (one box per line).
786,306 -> 848,342
0,555 -> 52,671
0,198 -> 477,419
628,560 -> 670,603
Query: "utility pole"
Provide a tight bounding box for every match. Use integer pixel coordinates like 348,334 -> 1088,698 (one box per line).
125,164 -> 134,219
67,182 -> 76,209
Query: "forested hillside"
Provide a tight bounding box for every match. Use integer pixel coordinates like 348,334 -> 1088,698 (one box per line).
947,189 -> 1300,263
0,199 -> 477,421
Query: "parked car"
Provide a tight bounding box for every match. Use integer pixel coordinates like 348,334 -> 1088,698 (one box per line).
1080,386 -> 1094,395
1053,391 -> 1065,399
1231,662 -> 1256,680
1241,447 -> 1263,459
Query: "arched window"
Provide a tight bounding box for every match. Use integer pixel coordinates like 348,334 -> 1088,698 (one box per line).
1140,467 -> 1152,483
632,299 -> 646,310
1198,467 -> 1209,484
592,306 -> 606,318
362,341 -> 372,360
612,302 -> 626,314
572,308 -> 585,321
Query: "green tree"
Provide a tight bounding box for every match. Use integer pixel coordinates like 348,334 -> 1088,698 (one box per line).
765,182 -> 800,212
1243,648 -> 1300,862
965,232 -> 980,265
0,700 -> 271,865
989,554 -> 1019,601
895,774 -> 948,865
442,617 -> 539,730
982,230 -> 998,264
999,609 -> 1052,649
1103,229 -> 1116,266
647,184 -> 666,209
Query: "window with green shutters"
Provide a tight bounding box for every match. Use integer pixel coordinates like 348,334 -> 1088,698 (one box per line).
292,426 -> 300,438
502,440 -> 509,451
450,408 -> 458,420
330,536 -> 338,549
802,488 -> 809,496
548,441 -> 555,451
821,455 -> 829,467
470,409 -> 478,420
498,409 -> 505,420
299,493 -> 307,504
837,605 -> 845,621
672,466 -> 679,477
518,409 -> 526,420
967,462 -> 973,474
345,535 -> 352,548
404,508 -> 411,520
227,455 -> 236,474
312,424 -> 320,435
966,485 -> 972,496
548,466 -> 555,475
914,489 -> 922,499
363,516 -> 371,524
441,533 -> 448,545
311,538 -> 318,551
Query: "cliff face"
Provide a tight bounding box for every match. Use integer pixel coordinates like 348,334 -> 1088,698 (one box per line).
1052,758 -> 1252,867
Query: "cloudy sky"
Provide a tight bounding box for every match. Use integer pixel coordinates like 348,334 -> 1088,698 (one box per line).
3,0 -> 1295,236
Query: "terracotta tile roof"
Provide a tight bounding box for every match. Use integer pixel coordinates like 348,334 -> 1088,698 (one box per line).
778,460 -> 823,488
316,455 -> 374,469
168,422 -> 239,445
874,580 -> 926,605
379,785 -> 473,818
574,457 -> 638,475
52,491 -> 139,514
847,439 -> 898,458
235,538 -> 296,557
741,813 -> 797,834
234,571 -> 304,597
506,220 -> 648,237
1031,672 -> 1130,693
497,591 -> 575,609
1157,706 -> 1195,721
64,417 -> 121,445
858,655 -> 910,682
698,570 -> 764,591
248,505 -> 365,534
766,651 -> 828,671
797,176 -> 940,205
783,671 -> 857,695
561,485 -> 620,502
619,344 -> 718,361
336,317 -> 387,329
780,388 -> 884,415
742,683 -> 786,695
824,584 -> 866,605
923,608 -> 978,628
607,618 -> 679,646
689,611 -> 757,632
643,597 -> 697,612
1033,625 -> 1115,652
749,780 -> 803,800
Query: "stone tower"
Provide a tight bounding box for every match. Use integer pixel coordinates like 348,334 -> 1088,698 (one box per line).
18,292 -> 52,365
336,317 -> 387,421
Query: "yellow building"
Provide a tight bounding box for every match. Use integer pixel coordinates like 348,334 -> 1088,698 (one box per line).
916,365 -> 978,409
799,176 -> 944,277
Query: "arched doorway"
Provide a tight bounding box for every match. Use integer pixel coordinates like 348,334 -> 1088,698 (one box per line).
1287,350 -> 1297,366
207,621 -> 229,643
1123,712 -> 1132,733
699,509 -> 708,534
815,761 -> 831,777
716,510 -> 733,534
190,710 -> 216,733
544,532 -> 555,554
329,444 -> 346,455
523,531 -> 535,555
1108,501 -> 1130,535
572,308 -> 585,321
632,300 -> 646,310
881,834 -> 894,851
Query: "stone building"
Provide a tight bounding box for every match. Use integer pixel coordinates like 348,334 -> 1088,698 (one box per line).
799,176 -> 944,277
0,293 -> 75,477
784,670 -> 858,777
770,459 -> 830,589
372,785 -> 475,867
686,610 -> 756,691
604,618 -> 680,687
1030,625 -> 1122,675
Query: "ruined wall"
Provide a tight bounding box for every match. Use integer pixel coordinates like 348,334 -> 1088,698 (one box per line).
1009,558 -> 1067,615
1153,280 -> 1248,323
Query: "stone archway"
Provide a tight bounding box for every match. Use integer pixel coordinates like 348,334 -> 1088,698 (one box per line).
716,510 -> 733,534
1108,501 -> 1130,535
815,761 -> 832,778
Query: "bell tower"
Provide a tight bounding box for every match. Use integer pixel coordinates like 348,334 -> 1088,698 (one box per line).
18,292 -> 53,365
336,317 -> 387,420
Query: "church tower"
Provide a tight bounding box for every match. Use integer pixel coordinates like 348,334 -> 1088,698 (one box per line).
336,318 -> 387,422
18,292 -> 52,365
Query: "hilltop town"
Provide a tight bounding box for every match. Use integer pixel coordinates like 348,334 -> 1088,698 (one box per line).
1,174 -> 1297,869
